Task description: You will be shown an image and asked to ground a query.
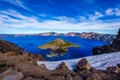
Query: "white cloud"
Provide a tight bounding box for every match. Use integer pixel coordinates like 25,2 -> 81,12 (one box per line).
106,8 -> 120,16
79,16 -> 87,21
89,11 -> 104,20
0,10 -> 119,34
106,8 -> 114,15
115,8 -> 120,16
55,16 -> 77,23
3,0 -> 30,11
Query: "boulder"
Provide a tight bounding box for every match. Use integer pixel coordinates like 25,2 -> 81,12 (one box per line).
28,54 -> 45,61
77,58 -> 92,71
106,66 -> 119,73
0,69 -> 24,80
52,62 -> 72,76
39,64 -> 47,70
66,74 -> 73,80
6,52 -> 16,56
73,75 -> 83,80
45,75 -> 65,80
24,76 -> 45,80
86,73 -> 102,80
56,62 -> 70,72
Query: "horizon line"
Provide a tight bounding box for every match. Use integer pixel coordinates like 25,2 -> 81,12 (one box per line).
0,31 -> 117,35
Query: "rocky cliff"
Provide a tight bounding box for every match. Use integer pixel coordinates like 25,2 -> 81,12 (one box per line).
92,29 -> 120,55
0,39 -> 45,60
0,39 -> 24,54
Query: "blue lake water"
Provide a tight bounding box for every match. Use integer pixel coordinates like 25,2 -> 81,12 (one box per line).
2,36 -> 109,61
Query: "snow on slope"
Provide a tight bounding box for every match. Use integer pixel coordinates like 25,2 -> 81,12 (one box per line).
37,52 -> 120,70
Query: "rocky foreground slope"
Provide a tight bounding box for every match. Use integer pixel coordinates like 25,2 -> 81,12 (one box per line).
0,51 -> 120,80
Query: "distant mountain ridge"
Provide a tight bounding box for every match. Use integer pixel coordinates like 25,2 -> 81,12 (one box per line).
0,32 -> 116,42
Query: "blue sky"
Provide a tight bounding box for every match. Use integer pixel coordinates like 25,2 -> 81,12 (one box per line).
0,0 -> 120,34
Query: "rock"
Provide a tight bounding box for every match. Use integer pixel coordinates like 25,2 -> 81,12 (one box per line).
73,75 -> 83,80
56,62 -> 70,72
77,58 -> 92,71
6,52 -> 17,56
39,64 -> 47,70
30,54 -> 45,61
0,39 -> 24,54
0,61 -> 8,73
32,59 -> 37,65
66,74 -> 73,80
86,73 -> 102,80
1,69 -> 24,80
0,67 -> 9,73
14,60 -> 51,78
77,70 -> 91,79
117,64 -> 120,68
24,77 -> 33,80
46,75 -> 65,80
92,28 -> 120,55
24,76 -> 45,80
106,66 -> 119,73
52,62 -> 72,76
0,62 -> 6,67
36,54 -> 45,61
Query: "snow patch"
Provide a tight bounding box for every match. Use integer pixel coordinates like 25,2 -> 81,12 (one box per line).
37,52 -> 120,70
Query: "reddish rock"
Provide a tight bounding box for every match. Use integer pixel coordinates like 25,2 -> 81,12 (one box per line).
45,75 -> 65,80
24,76 -> 45,80
39,64 -> 47,70
66,74 -> 73,80
0,39 -> 24,54
107,66 -> 119,73
56,62 -> 71,72
29,54 -> 45,61
1,69 -> 24,80
6,51 -> 16,56
24,77 -> 34,80
36,54 -> 45,61
77,58 -> 92,71
86,73 -> 102,80
73,75 -> 83,80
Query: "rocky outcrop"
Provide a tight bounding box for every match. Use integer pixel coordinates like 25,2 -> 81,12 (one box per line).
0,69 -> 24,80
76,58 -> 120,80
0,39 -> 24,54
92,29 -> 120,55
0,39 -> 45,61
76,58 -> 92,71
